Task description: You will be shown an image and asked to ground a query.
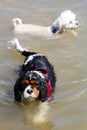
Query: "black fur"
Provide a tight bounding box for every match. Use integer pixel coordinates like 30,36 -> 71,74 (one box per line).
14,50 -> 56,102
51,26 -> 58,33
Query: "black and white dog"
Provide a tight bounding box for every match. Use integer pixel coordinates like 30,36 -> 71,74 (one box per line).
11,38 -> 56,102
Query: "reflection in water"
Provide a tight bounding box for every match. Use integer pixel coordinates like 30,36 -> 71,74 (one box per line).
23,101 -> 54,130
33,102 -> 49,123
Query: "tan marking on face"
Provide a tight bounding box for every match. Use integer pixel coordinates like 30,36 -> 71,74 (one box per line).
33,87 -> 40,98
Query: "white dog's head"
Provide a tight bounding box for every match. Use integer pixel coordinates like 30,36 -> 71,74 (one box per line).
51,10 -> 79,33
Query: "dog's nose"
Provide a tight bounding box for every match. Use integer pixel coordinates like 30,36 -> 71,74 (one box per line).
75,21 -> 79,26
76,22 -> 79,25
27,90 -> 33,94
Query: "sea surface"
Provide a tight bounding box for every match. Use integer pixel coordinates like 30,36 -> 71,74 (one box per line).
0,0 -> 87,130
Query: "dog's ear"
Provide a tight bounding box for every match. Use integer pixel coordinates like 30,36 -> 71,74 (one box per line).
14,78 -> 23,102
39,82 -> 48,102
51,26 -> 59,33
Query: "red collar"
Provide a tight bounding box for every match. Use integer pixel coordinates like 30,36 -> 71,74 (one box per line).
46,80 -> 52,98
34,68 -> 52,98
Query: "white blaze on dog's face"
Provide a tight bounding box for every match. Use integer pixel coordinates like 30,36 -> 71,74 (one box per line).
23,85 -> 40,99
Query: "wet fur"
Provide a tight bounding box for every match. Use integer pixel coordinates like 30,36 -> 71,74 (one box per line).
12,39 -> 56,102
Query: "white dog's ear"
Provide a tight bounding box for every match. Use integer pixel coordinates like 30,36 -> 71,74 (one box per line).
51,22 -> 60,33
51,16 -> 60,33
12,18 -> 22,27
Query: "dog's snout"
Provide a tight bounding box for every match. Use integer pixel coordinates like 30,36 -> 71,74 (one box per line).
76,22 -> 78,25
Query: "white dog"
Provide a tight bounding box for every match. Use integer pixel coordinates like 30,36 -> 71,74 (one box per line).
12,10 -> 79,38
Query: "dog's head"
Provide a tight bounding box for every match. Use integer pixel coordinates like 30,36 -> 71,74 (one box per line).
51,10 -> 79,33
14,71 -> 49,102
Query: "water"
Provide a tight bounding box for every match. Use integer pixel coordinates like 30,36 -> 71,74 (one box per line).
0,0 -> 87,130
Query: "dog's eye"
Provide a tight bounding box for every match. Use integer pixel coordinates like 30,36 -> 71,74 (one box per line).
24,79 -> 29,85
30,79 -> 37,84
24,79 -> 37,85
